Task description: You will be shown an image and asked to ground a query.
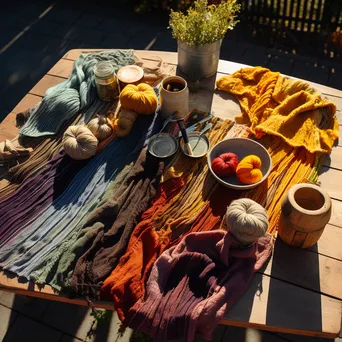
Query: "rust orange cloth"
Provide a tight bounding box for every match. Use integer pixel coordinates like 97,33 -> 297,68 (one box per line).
100,120 -> 242,322
216,67 -> 339,154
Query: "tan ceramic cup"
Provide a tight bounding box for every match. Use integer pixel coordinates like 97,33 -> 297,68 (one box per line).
160,76 -> 189,120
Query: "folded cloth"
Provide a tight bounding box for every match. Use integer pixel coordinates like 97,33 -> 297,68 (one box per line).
0,139 -> 33,166
216,67 -> 339,154
127,230 -> 273,341
20,50 -> 135,138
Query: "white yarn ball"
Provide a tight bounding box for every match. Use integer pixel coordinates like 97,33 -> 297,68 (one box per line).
63,125 -> 98,160
225,198 -> 268,244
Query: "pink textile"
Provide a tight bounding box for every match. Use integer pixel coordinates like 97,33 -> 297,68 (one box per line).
126,230 -> 273,341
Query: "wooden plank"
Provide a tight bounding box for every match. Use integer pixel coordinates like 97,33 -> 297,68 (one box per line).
322,145 -> 342,169
263,238 -> 342,299
223,273 -> 341,338
330,199 -> 342,228
47,59 -> 74,79
11,94 -> 41,115
0,271 -> 340,339
29,74 -> 65,97
318,166 -> 342,201
307,223 -> 342,260
0,113 -> 18,140
0,272 -> 114,310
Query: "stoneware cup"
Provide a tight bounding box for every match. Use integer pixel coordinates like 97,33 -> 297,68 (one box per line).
160,76 -> 189,120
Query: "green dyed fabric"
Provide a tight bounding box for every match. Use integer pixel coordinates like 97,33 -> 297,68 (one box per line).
20,50 -> 135,138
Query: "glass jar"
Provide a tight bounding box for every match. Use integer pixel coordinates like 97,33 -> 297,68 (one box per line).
94,61 -> 119,102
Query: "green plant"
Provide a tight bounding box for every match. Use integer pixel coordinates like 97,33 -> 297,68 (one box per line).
169,0 -> 240,45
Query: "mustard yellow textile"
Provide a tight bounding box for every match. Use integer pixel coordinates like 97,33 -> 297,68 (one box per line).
216,67 -> 339,154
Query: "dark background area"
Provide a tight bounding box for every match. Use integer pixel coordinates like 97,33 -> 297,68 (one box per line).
1,0 -> 341,122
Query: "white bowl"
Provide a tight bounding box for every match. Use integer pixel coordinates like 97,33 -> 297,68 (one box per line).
207,138 -> 272,190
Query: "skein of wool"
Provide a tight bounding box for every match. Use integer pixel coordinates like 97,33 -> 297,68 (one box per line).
87,115 -> 113,142
224,198 -> 269,245
20,50 -> 135,138
116,109 -> 138,137
63,126 -> 98,160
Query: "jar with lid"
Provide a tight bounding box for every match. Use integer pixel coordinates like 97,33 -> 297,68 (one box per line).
94,61 -> 119,102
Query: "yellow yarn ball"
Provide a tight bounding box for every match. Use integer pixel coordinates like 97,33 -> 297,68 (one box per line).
63,126 -> 98,160
119,83 -> 158,115
236,155 -> 263,184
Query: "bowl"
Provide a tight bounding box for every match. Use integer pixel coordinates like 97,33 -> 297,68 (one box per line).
180,132 -> 210,158
207,138 -> 272,190
148,133 -> 178,158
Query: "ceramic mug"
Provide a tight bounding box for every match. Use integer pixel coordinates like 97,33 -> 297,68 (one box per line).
160,76 -> 189,120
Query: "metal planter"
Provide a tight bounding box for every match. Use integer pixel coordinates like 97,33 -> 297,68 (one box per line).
177,40 -> 222,81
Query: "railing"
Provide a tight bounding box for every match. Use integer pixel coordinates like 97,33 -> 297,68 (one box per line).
239,0 -> 342,33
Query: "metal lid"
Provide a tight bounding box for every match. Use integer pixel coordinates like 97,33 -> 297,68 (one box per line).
148,133 -> 178,158
94,61 -> 114,79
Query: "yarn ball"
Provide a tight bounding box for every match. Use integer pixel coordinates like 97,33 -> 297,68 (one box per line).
236,155 -> 263,184
225,198 -> 269,245
116,109 -> 138,137
119,83 -> 158,115
211,152 -> 239,177
63,125 -> 98,160
87,115 -> 113,142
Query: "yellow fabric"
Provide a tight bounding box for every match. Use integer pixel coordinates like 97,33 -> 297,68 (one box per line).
120,83 -> 158,115
216,67 -> 339,154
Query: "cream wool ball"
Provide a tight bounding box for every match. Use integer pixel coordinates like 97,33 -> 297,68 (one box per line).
63,125 -> 98,160
87,115 -> 113,142
225,198 -> 268,244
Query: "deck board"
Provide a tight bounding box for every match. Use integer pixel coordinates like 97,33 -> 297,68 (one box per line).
0,49 -> 341,338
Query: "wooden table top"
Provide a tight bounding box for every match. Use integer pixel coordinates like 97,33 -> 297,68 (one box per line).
0,49 -> 341,339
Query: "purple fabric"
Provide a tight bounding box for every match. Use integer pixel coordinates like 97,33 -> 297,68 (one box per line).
126,230 -> 273,341
0,150 -> 86,246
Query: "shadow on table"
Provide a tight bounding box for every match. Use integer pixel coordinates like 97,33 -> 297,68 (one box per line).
225,238 -> 326,339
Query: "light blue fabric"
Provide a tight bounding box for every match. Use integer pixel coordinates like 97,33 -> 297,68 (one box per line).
0,113 -> 161,283
20,50 -> 135,137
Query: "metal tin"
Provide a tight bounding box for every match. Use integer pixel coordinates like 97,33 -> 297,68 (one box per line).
180,132 -> 210,158
177,40 -> 222,81
148,133 -> 178,158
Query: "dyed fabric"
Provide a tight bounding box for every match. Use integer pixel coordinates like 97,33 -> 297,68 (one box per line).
69,149 -> 164,294
247,136 -> 316,235
20,50 -> 134,138
216,67 -> 339,154
0,150 -> 87,246
127,231 -> 272,341
101,119 -> 243,321
0,114 -> 158,286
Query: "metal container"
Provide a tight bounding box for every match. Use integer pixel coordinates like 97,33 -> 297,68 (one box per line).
177,40 -> 222,81
148,133 -> 178,158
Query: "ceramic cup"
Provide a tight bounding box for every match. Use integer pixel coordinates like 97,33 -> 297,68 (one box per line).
160,76 -> 189,120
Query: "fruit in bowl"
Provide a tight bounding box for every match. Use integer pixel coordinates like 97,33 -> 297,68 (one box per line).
207,138 -> 272,190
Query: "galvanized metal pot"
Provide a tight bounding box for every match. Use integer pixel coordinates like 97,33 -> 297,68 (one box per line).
177,40 -> 222,81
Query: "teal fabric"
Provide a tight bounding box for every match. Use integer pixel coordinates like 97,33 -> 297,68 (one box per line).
20,50 -> 135,137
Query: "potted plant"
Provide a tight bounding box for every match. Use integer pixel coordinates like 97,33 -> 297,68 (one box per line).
169,0 -> 240,81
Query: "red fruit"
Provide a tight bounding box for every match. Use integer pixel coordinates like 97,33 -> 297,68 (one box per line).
211,152 -> 239,177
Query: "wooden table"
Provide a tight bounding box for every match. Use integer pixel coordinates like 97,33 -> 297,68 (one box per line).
0,49 -> 341,339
